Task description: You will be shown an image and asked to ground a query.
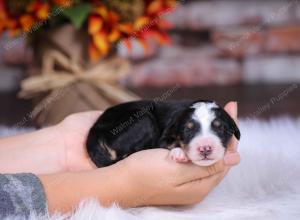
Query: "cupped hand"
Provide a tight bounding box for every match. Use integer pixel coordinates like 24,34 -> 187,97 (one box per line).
52,102 -> 239,207
223,101 -> 240,167
55,111 -> 102,172
56,101 -> 239,175
112,101 -> 240,207
114,148 -> 225,207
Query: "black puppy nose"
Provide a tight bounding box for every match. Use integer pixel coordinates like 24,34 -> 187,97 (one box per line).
198,146 -> 213,157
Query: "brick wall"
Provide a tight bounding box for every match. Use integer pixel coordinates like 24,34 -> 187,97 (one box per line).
1,0 -> 300,89
124,0 -> 300,87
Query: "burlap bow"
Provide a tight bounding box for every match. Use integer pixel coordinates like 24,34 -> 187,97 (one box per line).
19,49 -> 139,102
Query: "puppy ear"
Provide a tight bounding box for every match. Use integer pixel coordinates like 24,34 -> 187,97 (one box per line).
227,113 -> 241,140
158,118 -> 179,148
230,117 -> 241,140
217,108 -> 241,140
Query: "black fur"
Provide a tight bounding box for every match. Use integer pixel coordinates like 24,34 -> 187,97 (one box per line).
86,100 -> 240,167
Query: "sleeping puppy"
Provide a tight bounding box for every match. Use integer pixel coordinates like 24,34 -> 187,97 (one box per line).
86,100 -> 240,167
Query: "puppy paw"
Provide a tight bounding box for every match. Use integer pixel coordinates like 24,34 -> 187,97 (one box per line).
170,148 -> 189,163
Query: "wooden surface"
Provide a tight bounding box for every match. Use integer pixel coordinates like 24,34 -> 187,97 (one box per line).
132,84 -> 300,119
0,84 -> 299,127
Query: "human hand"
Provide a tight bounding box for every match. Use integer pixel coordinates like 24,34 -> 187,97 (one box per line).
55,111 -> 102,172
40,102 -> 239,212
223,101 -> 240,167
112,149 -> 226,207
110,101 -> 240,207
54,101 -> 239,173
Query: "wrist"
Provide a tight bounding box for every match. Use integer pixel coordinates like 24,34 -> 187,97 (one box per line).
89,161 -> 145,208
45,125 -> 68,172
27,125 -> 67,174
0,125 -> 65,174
40,164 -> 135,214
55,119 -> 96,172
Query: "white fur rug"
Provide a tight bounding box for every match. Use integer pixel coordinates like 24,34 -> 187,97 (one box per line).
3,118 -> 300,220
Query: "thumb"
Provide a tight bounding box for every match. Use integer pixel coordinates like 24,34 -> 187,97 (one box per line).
223,101 -> 240,166
224,101 -> 238,123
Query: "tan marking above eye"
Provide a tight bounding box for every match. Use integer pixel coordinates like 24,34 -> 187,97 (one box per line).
186,122 -> 194,129
213,119 -> 221,127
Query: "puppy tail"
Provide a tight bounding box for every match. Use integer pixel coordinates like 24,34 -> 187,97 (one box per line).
86,128 -> 116,167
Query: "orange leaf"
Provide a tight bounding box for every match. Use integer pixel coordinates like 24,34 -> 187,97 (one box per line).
165,0 -> 177,10
95,6 -> 108,20
134,16 -> 150,31
6,19 -> 17,29
158,19 -> 173,29
108,11 -> 119,25
89,43 -> 101,61
27,2 -> 39,13
0,11 -> 7,32
108,28 -> 120,42
20,15 -> 34,32
52,0 -> 72,7
36,3 -> 50,20
147,0 -> 163,14
93,32 -> 109,56
151,31 -> 171,45
118,23 -> 134,34
88,16 -> 103,34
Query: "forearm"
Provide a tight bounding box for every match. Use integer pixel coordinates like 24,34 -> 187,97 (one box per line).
0,126 -> 65,174
39,164 -> 135,214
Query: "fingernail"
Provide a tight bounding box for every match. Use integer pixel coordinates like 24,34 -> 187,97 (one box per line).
233,102 -> 238,118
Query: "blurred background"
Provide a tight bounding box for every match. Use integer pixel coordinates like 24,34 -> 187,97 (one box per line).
0,0 -> 300,127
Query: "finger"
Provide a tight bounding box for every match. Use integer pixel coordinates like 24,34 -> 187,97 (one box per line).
224,101 -> 238,124
199,170 -> 226,189
223,136 -> 240,166
224,152 -> 240,166
226,133 -> 239,152
175,160 -> 226,185
175,171 -> 226,204
224,102 -> 239,152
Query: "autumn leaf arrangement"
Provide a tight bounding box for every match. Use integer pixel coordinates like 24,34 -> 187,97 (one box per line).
0,0 -> 176,61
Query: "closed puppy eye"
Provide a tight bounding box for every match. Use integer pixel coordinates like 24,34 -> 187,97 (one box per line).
213,119 -> 222,127
186,122 -> 194,129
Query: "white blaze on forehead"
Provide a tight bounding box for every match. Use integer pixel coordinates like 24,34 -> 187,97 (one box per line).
191,102 -> 217,135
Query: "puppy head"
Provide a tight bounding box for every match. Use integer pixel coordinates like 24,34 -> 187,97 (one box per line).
175,101 -> 240,166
